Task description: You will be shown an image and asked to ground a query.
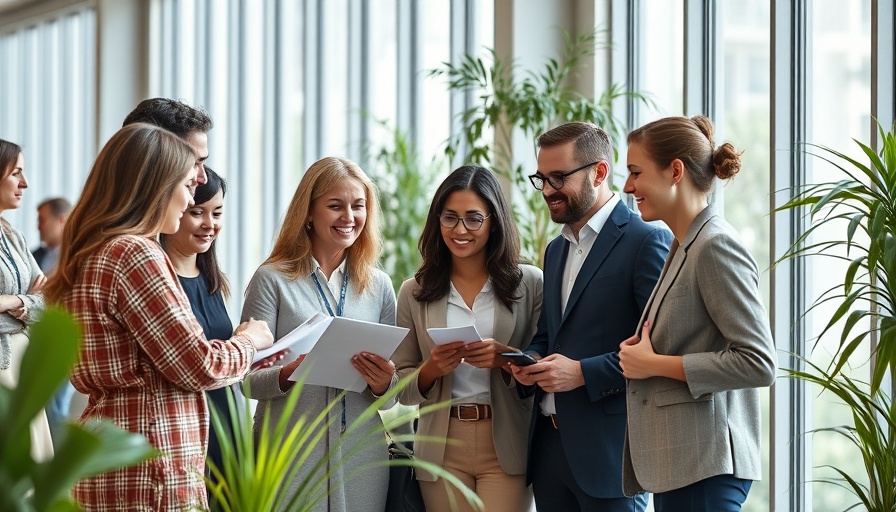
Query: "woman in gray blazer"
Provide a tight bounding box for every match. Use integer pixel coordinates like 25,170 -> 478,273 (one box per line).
618,116 -> 777,511
392,165 -> 543,512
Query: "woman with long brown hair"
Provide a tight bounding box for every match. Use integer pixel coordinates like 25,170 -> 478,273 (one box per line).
0,139 -> 51,461
392,165 -> 543,511
45,123 -> 273,511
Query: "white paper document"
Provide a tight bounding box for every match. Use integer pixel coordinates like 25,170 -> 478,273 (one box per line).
252,313 -> 331,363
426,325 -> 482,345
286,313 -> 410,393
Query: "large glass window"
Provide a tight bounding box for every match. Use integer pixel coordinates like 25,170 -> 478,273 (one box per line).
636,0 -> 684,122
0,8 -> 96,245
806,1 -> 873,509
148,0 -> 489,318
717,4 -> 771,510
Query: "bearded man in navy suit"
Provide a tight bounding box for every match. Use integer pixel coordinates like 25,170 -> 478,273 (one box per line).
511,122 -> 672,511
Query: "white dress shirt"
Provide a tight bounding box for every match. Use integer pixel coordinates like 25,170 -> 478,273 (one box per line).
542,194 -> 620,415
447,280 -> 495,404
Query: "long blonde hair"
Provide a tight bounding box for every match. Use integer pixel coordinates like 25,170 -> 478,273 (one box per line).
264,157 -> 382,293
45,123 -> 195,303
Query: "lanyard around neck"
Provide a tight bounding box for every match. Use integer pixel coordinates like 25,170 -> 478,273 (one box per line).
310,267 -> 349,318
0,231 -> 23,295
310,266 -> 350,434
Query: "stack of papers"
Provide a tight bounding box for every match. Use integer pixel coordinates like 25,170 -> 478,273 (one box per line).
254,312 -> 409,393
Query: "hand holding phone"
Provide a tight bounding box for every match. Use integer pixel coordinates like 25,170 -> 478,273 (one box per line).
501,352 -> 539,366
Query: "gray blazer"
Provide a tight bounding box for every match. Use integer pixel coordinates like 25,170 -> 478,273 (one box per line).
392,264 -> 543,481
622,206 -> 777,495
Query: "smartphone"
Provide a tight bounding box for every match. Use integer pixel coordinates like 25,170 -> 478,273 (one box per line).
501,352 -> 539,366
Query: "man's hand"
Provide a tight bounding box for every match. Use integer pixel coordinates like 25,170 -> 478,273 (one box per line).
509,354 -> 543,386
527,354 -> 585,393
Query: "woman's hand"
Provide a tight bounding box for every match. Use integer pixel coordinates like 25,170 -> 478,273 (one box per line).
352,352 -> 395,396
424,342 -> 466,377
235,318 -> 274,350
278,355 -> 306,391
0,294 -> 23,313
416,341 -> 465,394
619,322 -> 656,379
463,338 -> 513,369
251,348 -> 289,370
619,321 -> 686,382
28,274 -> 47,294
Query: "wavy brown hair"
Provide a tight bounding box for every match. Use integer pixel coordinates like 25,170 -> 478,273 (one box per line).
263,157 -> 382,294
45,123 -> 195,303
414,165 -> 522,310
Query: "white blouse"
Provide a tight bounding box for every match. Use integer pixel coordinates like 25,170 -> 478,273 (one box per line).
446,279 -> 494,404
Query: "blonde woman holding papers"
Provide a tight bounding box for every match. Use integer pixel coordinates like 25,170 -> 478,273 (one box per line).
241,157 -> 397,512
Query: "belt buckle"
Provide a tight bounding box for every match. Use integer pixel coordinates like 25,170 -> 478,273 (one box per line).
457,404 -> 480,422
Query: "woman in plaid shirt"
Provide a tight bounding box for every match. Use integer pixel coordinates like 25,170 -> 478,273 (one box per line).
45,123 -> 273,511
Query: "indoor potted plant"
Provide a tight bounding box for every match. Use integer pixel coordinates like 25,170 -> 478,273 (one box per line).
776,120 -> 896,510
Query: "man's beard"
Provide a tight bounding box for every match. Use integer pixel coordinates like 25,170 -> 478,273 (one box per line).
549,180 -> 596,225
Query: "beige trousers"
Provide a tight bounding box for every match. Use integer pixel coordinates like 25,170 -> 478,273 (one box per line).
419,417 -> 532,512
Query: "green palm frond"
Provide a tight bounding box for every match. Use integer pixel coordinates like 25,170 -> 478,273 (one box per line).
430,28 -> 651,266
207,374 -> 483,512
786,357 -> 896,511
775,120 -> 896,392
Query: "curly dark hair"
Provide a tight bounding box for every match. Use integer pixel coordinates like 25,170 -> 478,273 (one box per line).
123,98 -> 213,137
414,165 -> 522,310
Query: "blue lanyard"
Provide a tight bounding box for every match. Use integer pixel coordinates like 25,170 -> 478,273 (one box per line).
310,268 -> 348,318
310,266 -> 349,433
0,231 -> 22,295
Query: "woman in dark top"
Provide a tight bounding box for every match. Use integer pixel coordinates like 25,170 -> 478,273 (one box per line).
160,166 -> 238,486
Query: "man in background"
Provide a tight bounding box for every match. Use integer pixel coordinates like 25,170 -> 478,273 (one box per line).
33,197 -> 73,445
32,197 -> 71,274
123,97 -> 213,185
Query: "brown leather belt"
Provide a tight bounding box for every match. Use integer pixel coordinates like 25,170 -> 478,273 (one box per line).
450,404 -> 492,421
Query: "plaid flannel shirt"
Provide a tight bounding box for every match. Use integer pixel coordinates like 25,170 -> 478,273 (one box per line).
65,235 -> 254,511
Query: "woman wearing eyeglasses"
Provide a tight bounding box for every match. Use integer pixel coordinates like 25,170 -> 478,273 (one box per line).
392,165 -> 543,512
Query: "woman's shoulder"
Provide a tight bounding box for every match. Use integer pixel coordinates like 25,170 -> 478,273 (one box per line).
518,263 -> 543,281
396,275 -> 419,297
517,263 -> 544,290
696,216 -> 746,251
251,262 -> 292,283
1,222 -> 31,252
98,235 -> 164,262
370,266 -> 393,285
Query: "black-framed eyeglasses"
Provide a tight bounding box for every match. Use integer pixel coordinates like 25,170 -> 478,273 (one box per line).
528,161 -> 600,191
438,213 -> 492,231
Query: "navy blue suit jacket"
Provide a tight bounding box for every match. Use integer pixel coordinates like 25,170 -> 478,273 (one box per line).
523,200 -> 672,498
